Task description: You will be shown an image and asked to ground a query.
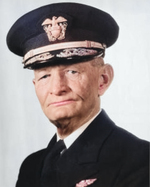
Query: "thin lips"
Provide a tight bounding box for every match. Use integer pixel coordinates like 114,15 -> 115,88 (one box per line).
48,99 -> 75,106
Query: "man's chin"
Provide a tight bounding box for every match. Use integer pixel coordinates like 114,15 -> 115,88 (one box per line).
45,107 -> 75,121
47,112 -> 72,124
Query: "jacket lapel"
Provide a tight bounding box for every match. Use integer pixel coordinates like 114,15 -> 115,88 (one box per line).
35,134 -> 57,186
78,109 -> 115,164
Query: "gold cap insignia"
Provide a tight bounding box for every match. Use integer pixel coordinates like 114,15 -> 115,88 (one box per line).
42,16 -> 68,42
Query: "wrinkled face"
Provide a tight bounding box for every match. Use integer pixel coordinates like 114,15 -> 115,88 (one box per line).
33,60 -> 101,126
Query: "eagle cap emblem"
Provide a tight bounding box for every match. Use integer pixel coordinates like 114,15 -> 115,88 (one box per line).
42,16 -> 68,42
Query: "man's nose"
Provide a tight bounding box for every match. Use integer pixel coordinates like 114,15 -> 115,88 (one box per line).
50,72 -> 69,95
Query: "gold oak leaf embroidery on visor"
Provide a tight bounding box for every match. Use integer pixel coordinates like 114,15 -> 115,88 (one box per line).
42,16 -> 68,42
25,52 -> 54,66
24,48 -> 102,66
56,48 -> 99,58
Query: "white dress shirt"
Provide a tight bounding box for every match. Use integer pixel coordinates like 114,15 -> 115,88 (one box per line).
57,110 -> 101,149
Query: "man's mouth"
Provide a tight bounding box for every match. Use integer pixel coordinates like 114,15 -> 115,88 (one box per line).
48,99 -> 75,107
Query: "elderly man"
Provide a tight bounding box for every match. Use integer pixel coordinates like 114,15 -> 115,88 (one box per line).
7,2 -> 149,187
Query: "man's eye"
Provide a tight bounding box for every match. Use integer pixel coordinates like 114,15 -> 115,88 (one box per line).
39,74 -> 50,81
67,70 -> 78,74
65,70 -> 80,80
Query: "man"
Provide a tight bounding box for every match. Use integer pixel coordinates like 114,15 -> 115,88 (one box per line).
7,2 -> 149,187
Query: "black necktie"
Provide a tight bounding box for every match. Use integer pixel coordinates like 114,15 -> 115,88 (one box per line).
41,139 -> 66,186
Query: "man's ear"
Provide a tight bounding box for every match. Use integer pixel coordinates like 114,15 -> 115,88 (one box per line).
98,64 -> 114,96
32,78 -> 36,85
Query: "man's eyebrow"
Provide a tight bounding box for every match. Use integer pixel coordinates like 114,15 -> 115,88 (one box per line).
34,68 -> 49,73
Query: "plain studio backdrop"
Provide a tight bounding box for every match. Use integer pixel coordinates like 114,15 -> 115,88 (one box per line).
0,0 -> 150,186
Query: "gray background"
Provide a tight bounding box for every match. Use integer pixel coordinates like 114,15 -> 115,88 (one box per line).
0,0 -> 150,186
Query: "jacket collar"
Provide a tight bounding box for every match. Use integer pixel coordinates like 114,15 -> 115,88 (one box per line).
54,109 -> 116,167
39,109 -> 116,166
69,109 -> 116,164
55,109 -> 116,187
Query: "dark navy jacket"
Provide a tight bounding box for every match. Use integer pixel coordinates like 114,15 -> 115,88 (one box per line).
16,110 -> 149,187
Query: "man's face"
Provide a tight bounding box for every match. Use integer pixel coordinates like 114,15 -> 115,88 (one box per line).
33,59 -> 101,129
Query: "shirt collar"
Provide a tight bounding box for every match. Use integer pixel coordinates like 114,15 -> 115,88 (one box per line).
57,109 -> 101,149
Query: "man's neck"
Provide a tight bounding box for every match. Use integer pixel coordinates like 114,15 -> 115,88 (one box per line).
57,109 -> 101,148
56,109 -> 101,139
